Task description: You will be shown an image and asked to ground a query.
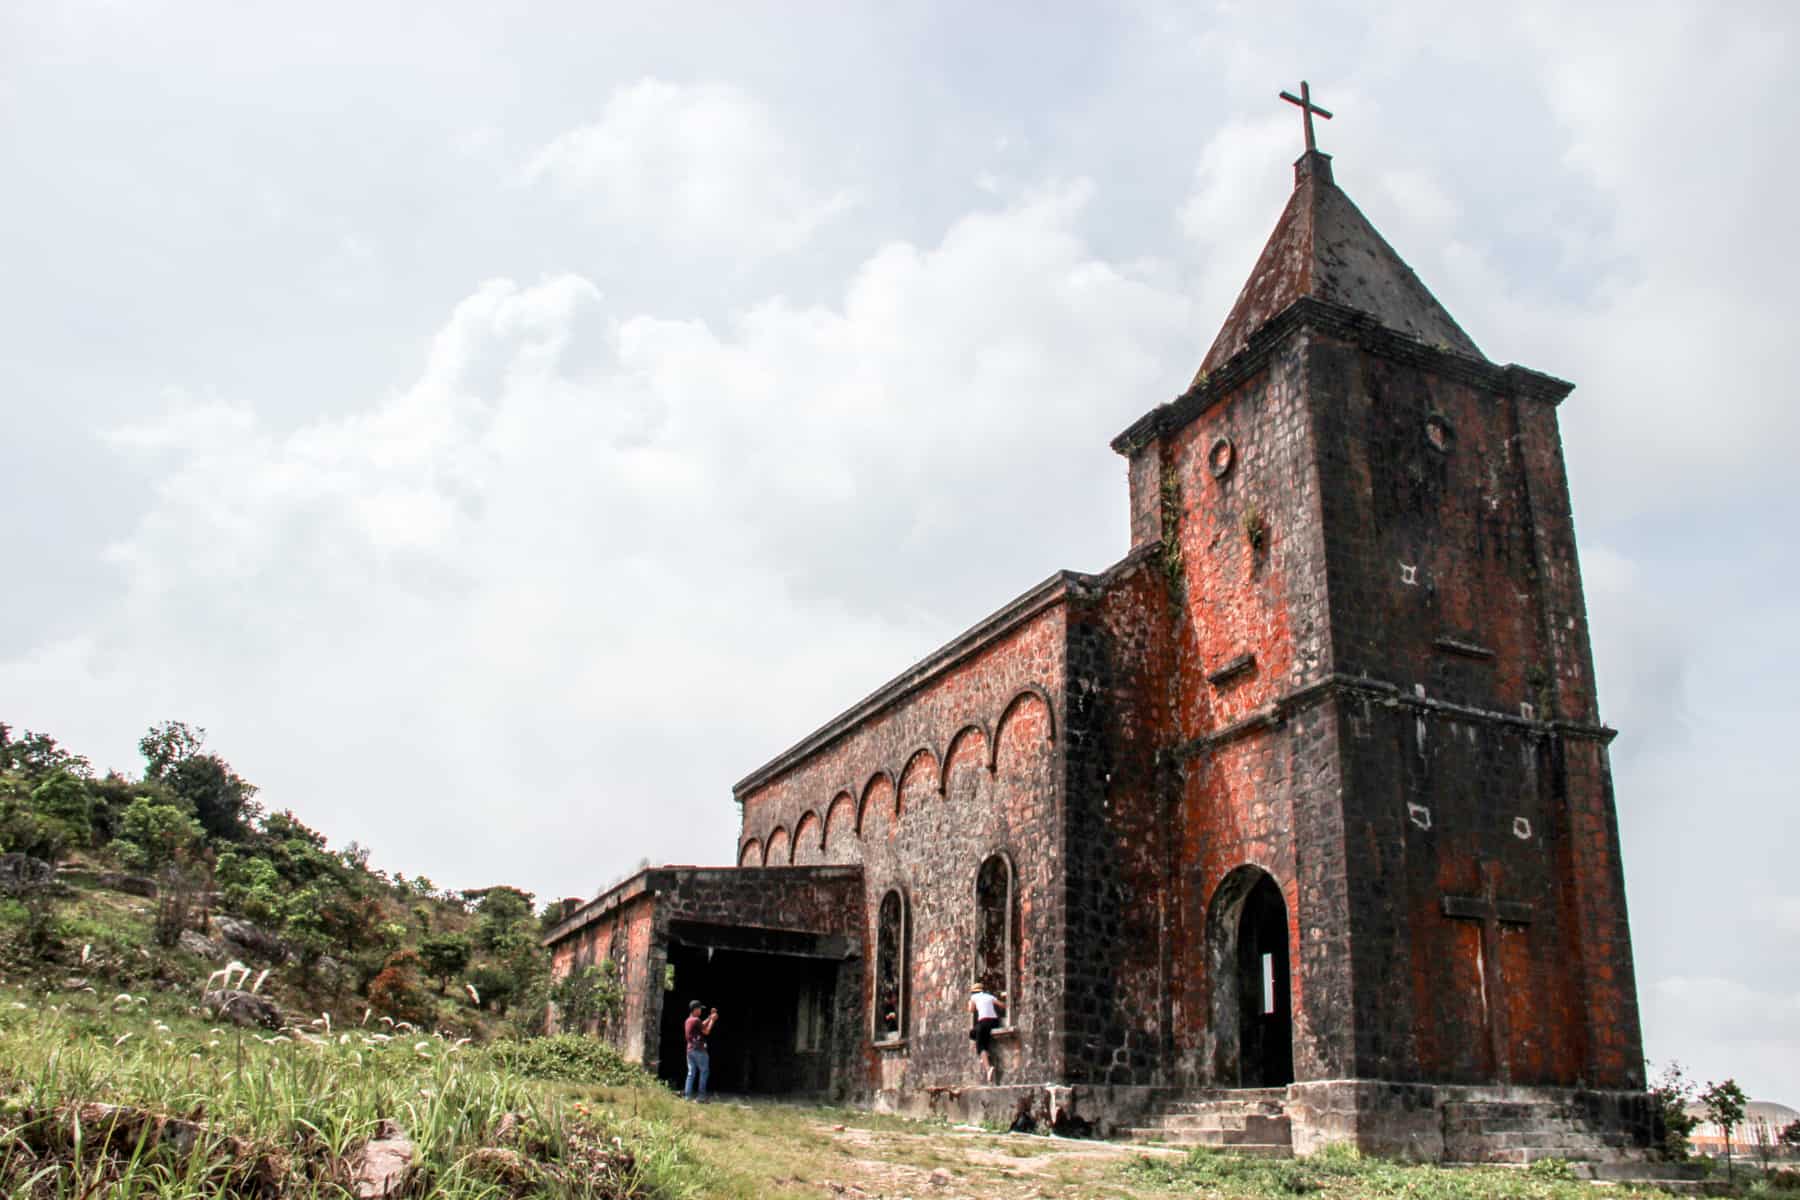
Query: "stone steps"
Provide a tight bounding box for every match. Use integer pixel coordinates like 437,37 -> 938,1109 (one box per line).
1119,1128 -> 1294,1156
1125,1089 -> 1294,1155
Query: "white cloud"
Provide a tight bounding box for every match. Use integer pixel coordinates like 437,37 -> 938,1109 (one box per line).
15,182 -> 1193,899
525,79 -> 856,259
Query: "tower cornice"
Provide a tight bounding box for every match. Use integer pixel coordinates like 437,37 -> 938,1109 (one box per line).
1111,296 -> 1574,457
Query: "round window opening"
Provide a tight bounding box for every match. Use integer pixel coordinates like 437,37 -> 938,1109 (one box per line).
1424,413 -> 1455,453
1207,436 -> 1235,479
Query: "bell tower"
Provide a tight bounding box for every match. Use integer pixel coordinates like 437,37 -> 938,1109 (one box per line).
1112,83 -> 1644,1153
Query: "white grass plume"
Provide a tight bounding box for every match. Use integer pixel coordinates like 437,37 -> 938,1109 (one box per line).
205,961 -> 253,993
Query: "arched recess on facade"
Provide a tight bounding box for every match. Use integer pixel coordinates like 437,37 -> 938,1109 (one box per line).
874,886 -> 911,1041
974,851 -> 1020,1018
824,791 -> 856,854
859,772 -> 897,839
738,838 -> 762,867
896,747 -> 939,820
792,810 -> 824,865
940,723 -> 992,802
991,686 -> 1057,772
854,773 -> 892,834
1205,865 -> 1294,1088
764,825 -> 791,866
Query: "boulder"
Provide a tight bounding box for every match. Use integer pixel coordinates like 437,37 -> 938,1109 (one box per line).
213,916 -> 287,961
348,1119 -> 415,1198
0,853 -> 54,897
178,930 -> 223,960
203,988 -> 283,1030
315,954 -> 351,989
98,872 -> 159,898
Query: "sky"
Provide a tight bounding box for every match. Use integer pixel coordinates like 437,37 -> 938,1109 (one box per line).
3,0 -> 1796,1102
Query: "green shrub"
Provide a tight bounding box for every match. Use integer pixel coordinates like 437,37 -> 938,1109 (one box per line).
30,769 -> 93,849
485,1033 -> 653,1086
216,849 -> 284,925
0,780 -> 66,861
1649,1060 -> 1699,1159
107,796 -> 203,871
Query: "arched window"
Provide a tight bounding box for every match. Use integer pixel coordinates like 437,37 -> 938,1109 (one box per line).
975,854 -> 1017,1021
875,889 -> 908,1041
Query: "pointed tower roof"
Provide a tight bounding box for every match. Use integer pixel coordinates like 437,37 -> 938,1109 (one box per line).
1192,151 -> 1483,387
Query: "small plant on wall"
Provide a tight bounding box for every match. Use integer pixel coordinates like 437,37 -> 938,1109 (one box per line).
1159,473 -> 1185,597
1242,507 -> 1268,552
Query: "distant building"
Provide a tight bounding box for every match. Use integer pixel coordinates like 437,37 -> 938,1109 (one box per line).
1687,1100 -> 1799,1158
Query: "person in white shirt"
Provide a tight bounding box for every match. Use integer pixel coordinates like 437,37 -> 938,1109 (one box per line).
969,982 -> 1006,1083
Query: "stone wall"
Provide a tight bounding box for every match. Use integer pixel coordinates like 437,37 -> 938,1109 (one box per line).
734,594 -> 1068,1094
1060,546 -> 1175,1086
546,866 -> 864,1085
1301,328 -> 1642,1090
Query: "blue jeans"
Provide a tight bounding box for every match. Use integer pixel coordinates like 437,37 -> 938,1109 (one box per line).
684,1048 -> 710,1099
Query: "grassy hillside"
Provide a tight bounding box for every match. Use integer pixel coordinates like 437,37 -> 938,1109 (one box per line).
0,983 -> 1753,1200
0,720 -> 582,1036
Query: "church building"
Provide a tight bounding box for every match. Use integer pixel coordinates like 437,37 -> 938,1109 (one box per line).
544,96 -> 1653,1160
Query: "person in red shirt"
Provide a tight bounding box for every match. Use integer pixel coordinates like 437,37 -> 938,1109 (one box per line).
683,1000 -> 719,1100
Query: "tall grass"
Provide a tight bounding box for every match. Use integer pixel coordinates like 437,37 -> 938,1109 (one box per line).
0,988 -> 706,1198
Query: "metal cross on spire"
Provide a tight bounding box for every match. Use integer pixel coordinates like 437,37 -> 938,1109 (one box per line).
1279,80 -> 1333,154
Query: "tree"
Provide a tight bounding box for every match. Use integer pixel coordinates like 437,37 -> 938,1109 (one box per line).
1648,1060 -> 1699,1160
1,725 -> 91,780
137,721 -> 205,781
1700,1078 -> 1748,1183
1752,1114 -> 1775,1173
368,950 -> 434,1025
1780,1118 -> 1800,1155
280,886 -> 335,980
418,933 -> 473,993
28,770 -> 93,849
467,963 -> 519,1015
0,778 -> 68,862
138,721 -> 260,841
475,886 -> 535,950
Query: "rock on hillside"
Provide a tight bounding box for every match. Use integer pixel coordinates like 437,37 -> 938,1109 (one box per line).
203,988 -> 283,1029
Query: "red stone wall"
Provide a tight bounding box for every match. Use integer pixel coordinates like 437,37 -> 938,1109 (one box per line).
548,887 -> 658,1063
735,608 -> 1067,1091
1167,341 -> 1351,1086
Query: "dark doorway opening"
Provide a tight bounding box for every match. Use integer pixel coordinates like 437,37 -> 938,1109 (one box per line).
1235,874 -> 1293,1087
659,941 -> 840,1096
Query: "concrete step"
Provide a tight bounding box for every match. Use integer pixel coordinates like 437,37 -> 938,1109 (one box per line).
1154,1113 -> 1293,1141
1153,1086 -> 1286,1102
1573,1161 -> 1713,1183
1119,1129 -> 1293,1156
1159,1098 -> 1288,1117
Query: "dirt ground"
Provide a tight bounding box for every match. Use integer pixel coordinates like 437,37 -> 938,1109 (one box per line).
759,1120 -> 1186,1200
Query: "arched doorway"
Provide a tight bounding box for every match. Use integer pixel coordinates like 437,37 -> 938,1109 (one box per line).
1207,867 -> 1294,1088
